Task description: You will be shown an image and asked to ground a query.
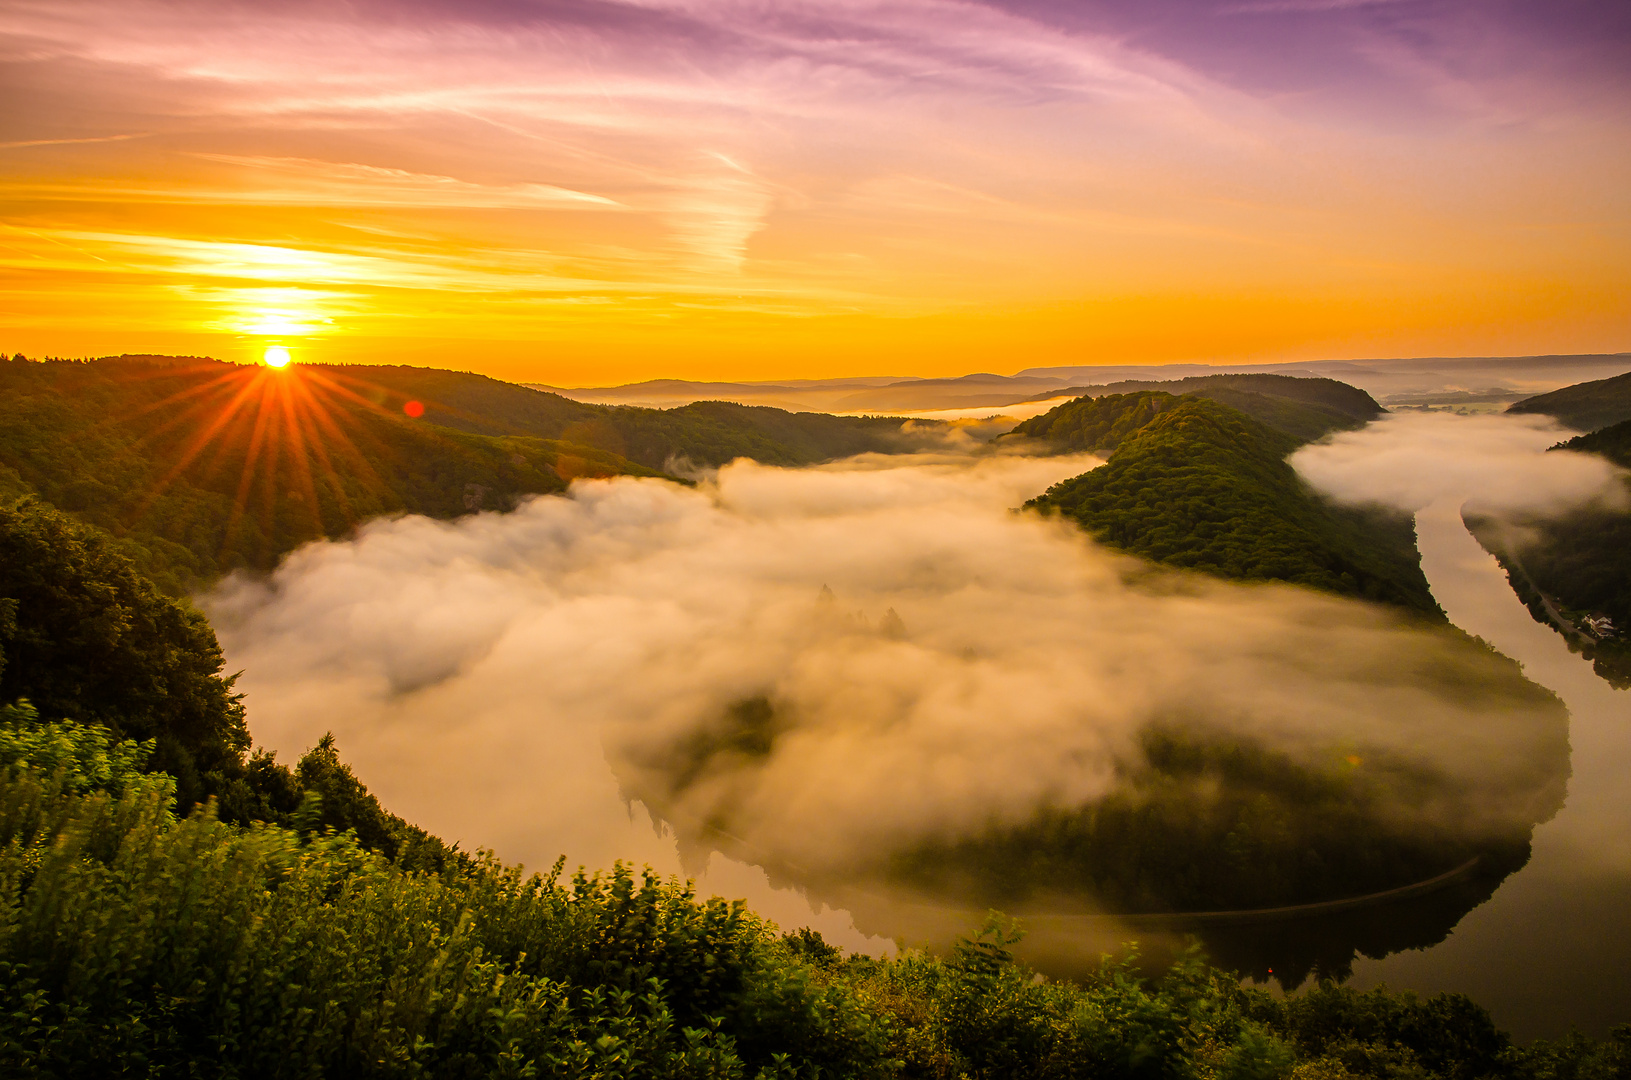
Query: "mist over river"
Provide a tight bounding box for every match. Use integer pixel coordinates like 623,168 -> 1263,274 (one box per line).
1344,499 -> 1631,1040
209,417 -> 1628,1041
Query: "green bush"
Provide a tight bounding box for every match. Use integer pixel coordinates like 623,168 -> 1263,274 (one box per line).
0,717 -> 890,1078
0,497 -> 248,807
0,721 -> 1623,1078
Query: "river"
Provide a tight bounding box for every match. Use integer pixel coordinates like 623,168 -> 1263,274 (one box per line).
215,460 -> 1630,1040
1342,498 -> 1631,1040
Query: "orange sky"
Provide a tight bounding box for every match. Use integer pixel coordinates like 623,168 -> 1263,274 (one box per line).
2,0 -> 1627,385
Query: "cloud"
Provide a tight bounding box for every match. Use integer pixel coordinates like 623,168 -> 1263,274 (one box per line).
208,448 -> 1567,937
1222,0 -> 1410,14
1291,411 -> 1629,517
187,154 -> 622,208
0,0 -> 1229,285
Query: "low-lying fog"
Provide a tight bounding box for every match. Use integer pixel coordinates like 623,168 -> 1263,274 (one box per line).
208,411 -> 1622,951
1291,411 -> 1627,517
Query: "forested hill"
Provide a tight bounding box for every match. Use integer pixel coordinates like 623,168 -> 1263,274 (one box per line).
1558,417 -> 1631,467
0,356 -> 655,593
0,357 -> 927,593
1506,368 -> 1631,431
1004,391 -> 1179,453
1023,373 -> 1384,444
300,362 -> 929,469
1026,396 -> 1441,615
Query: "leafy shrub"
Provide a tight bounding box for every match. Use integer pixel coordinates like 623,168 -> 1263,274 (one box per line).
0,733 -> 1622,1078
0,498 -> 247,807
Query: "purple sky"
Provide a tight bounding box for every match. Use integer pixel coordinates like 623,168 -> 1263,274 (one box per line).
2,0 -> 1626,378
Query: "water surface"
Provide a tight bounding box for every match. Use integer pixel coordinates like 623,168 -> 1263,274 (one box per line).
1344,499 -> 1631,1040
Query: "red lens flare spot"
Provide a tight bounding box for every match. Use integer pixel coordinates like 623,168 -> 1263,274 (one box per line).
403,400 -> 425,418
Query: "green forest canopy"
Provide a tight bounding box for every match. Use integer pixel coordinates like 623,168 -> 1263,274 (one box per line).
1021,374 -> 1385,444
0,500 -> 466,863
0,356 -> 927,593
1506,369 -> 1631,432
1557,418 -> 1631,468
1021,395 -> 1441,616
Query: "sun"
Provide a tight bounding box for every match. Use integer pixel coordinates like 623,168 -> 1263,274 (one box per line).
263,346 -> 292,368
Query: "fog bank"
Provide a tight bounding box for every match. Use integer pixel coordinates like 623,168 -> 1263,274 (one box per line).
1291,411 -> 1627,517
210,447 -> 1567,940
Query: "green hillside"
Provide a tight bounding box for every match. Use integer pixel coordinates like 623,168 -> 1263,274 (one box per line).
1559,416 -> 1631,466
1506,369 -> 1631,431
0,357 -> 924,594
310,363 -> 928,470
0,357 -> 664,593
1,491 -> 1612,1076
1025,374 -> 1383,443
1025,397 -> 1440,615
0,498 -> 468,860
1004,391 -> 1179,452
1190,385 -> 1374,443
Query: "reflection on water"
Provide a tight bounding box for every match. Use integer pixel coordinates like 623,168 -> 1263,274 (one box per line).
1341,499 -> 1631,1040
822,837 -> 1523,1001
818,498 -> 1627,1040
823,862 -> 1510,991
216,463 -> 1626,1039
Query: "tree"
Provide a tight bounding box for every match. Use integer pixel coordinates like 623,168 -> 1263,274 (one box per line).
0,496 -> 247,807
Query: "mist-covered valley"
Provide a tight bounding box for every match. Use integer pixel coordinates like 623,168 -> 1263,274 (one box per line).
6,0 -> 1629,1066
5,354 -> 1631,1072
201,408 -> 1615,964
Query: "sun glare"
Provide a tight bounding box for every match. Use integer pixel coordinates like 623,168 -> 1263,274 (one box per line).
263,346 -> 292,368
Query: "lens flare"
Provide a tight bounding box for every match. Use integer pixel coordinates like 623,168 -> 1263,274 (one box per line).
263,346 -> 292,368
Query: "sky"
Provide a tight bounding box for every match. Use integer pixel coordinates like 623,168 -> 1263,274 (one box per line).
1,0 -> 1627,384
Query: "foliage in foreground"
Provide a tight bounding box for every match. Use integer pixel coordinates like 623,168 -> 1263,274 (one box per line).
0,499 -> 464,867
0,496 -> 249,808
1,710 -> 1627,1080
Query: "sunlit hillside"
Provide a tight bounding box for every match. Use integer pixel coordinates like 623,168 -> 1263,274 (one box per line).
0,356 -> 926,592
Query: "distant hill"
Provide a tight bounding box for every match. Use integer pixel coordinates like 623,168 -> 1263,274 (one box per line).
318,364 -> 930,469
0,358 -> 655,593
535,354 -> 1631,414
1024,396 -> 1440,615
1019,374 -> 1383,443
1506,369 -> 1631,432
0,358 -> 936,592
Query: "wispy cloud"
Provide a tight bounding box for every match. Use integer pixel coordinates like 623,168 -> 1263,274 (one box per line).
1222,0 -> 1411,14
188,155 -> 622,208
0,132 -> 149,149
1,0 -> 1626,373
